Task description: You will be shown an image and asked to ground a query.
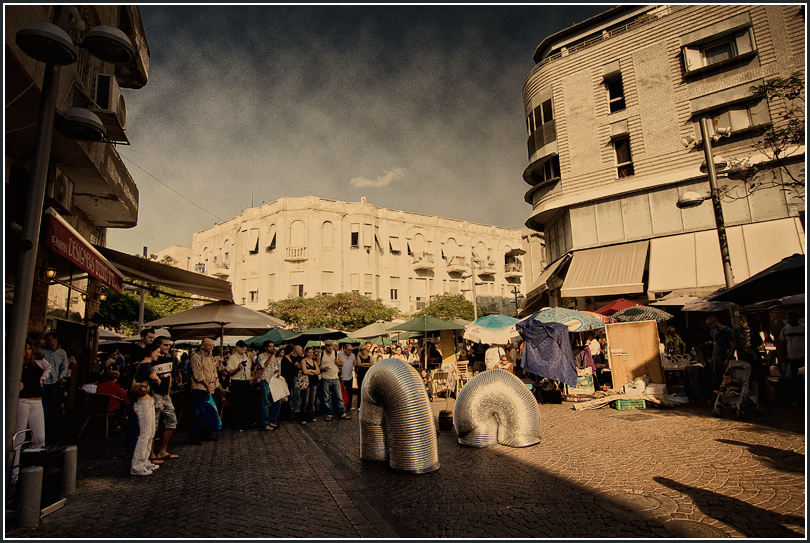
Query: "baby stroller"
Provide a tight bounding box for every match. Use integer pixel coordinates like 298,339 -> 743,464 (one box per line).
713,360 -> 758,419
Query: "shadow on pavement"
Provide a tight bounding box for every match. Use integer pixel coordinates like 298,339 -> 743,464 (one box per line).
654,476 -> 805,538
715,438 -> 806,473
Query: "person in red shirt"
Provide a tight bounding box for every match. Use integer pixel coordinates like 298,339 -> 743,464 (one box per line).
97,370 -> 130,414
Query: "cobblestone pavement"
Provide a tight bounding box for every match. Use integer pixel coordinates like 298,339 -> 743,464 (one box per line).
6,399 -> 805,539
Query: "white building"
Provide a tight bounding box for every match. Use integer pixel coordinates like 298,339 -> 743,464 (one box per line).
186,196 -> 543,314
519,5 -> 805,315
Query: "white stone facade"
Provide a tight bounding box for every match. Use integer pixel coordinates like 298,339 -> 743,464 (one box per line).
189,196 -> 539,315
520,5 -> 805,313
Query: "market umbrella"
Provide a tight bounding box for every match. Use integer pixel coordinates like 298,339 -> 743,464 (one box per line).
680,297 -> 734,313
145,300 -> 286,350
246,328 -> 302,348
368,336 -> 394,346
612,305 -> 673,322
581,310 -> 615,324
349,320 -> 400,339
708,253 -> 805,307
121,328 -> 172,342
305,340 -> 324,348
594,298 -> 644,316
452,318 -> 472,327
463,314 -> 521,345
296,327 -> 347,342
338,337 -> 362,344
388,316 -> 464,368
531,307 -> 606,332
98,328 -> 125,340
649,296 -> 700,307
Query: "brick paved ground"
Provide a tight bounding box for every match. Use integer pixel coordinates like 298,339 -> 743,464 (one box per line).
6,399 -> 805,538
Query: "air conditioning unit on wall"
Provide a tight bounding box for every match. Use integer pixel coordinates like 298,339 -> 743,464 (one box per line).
45,166 -> 74,215
91,74 -> 128,142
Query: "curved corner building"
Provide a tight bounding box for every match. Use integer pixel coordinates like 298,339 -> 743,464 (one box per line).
519,5 -> 805,315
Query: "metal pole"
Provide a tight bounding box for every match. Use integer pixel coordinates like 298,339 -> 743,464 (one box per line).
470,249 -> 478,321
5,7 -> 68,468
138,246 -> 146,331
699,118 -> 745,357
512,286 -> 520,317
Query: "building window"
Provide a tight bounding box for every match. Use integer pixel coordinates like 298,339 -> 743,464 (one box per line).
248,228 -> 259,254
538,155 -> 561,184
613,136 -> 635,178
681,14 -> 756,76
266,225 -> 276,252
606,76 -> 626,113
389,236 -> 402,254
527,97 -> 556,156
322,221 -> 333,248
363,224 -> 373,248
390,288 -> 398,300
350,224 -> 359,248
291,284 -> 304,298
693,99 -> 770,142
249,290 -> 258,303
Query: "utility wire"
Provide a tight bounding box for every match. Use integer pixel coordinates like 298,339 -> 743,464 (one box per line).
120,153 -> 223,222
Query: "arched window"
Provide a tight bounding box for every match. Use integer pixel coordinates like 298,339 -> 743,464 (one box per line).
322,221 -> 333,248
442,237 -> 458,259
290,220 -> 305,247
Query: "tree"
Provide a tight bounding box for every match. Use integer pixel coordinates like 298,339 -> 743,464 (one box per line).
416,293 -> 486,322
727,72 -> 805,200
264,292 -> 400,332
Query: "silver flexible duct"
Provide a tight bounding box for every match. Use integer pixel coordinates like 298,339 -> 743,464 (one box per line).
453,369 -> 542,448
359,358 -> 440,474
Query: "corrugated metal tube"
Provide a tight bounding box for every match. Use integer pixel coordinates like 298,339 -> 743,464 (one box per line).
453,369 -> 541,448
359,358 -> 440,474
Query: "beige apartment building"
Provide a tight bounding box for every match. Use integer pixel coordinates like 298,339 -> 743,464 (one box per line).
519,5 -> 805,315
188,196 -> 544,315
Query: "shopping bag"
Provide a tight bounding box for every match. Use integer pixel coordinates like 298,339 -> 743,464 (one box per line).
202,393 -> 222,431
340,380 -> 349,407
269,374 -> 290,403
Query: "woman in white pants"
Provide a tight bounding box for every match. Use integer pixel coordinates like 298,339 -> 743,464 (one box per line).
130,343 -> 162,476
13,339 -> 52,482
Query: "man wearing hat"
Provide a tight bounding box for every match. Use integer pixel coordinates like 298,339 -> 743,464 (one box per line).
225,340 -> 253,431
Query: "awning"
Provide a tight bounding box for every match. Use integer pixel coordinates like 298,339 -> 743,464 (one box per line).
93,245 -> 233,301
647,218 -> 805,293
44,208 -> 124,293
560,240 -> 648,298
518,254 -> 571,316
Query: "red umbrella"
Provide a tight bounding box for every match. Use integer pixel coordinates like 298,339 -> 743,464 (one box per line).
594,298 -> 644,316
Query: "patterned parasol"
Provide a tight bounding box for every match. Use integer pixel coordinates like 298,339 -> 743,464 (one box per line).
612,305 -> 673,323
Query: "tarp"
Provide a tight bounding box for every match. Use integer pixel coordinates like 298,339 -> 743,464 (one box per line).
516,317 -> 577,387
708,253 -> 805,306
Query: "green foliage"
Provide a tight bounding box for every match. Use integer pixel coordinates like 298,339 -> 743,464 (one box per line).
415,293 -> 485,321
264,292 -> 400,332
729,72 -> 805,200
99,284 -> 193,336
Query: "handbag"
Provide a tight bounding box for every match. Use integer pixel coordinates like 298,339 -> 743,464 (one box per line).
129,361 -> 151,397
297,371 -> 310,391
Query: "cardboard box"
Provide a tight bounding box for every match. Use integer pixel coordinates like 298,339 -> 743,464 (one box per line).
644,383 -> 667,396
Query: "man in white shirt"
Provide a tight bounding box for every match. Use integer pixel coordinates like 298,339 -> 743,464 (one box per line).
320,340 -> 350,420
225,340 -> 253,431
485,344 -> 506,371
39,332 -> 69,424
338,343 -> 357,410
257,342 -> 282,430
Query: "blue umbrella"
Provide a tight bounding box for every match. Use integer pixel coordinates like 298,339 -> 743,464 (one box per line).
463,314 -> 520,344
531,307 -> 606,332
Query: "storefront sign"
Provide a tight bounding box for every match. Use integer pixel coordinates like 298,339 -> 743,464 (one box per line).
45,212 -> 123,293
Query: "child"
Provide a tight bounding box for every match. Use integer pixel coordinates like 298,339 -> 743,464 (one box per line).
715,370 -> 741,398
420,369 -> 433,402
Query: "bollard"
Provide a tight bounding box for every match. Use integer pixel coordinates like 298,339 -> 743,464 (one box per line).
17,466 -> 43,528
61,445 -> 77,497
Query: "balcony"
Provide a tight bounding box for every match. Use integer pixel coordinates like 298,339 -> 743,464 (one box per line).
446,255 -> 468,273
285,246 -> 309,261
527,120 -> 557,158
477,260 -> 497,276
504,261 -> 523,278
211,261 -> 230,279
412,252 -> 435,270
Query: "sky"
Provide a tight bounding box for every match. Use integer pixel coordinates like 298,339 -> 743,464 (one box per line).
108,4 -> 613,256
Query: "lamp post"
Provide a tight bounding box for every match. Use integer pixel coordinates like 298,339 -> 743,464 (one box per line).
510,286 -> 524,317
6,8 -> 136,467
677,118 -> 745,356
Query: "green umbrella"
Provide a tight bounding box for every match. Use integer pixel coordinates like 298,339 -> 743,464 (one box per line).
305,340 -> 324,348
388,316 -> 464,369
338,337 -> 362,345
369,336 -> 394,346
297,327 -> 347,341
246,328 -> 301,347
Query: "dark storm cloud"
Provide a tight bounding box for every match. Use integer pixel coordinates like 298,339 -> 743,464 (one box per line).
108,4 -> 613,255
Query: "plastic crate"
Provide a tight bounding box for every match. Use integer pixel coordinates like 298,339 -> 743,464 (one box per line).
610,398 -> 647,410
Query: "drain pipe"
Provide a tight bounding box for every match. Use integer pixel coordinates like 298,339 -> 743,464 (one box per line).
359,358 -> 439,474
454,369 -> 542,448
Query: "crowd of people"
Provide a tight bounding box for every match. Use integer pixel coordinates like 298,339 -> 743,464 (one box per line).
13,309 -> 803,479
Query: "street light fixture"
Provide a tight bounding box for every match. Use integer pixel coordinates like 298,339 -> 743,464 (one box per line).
677,117 -> 745,356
